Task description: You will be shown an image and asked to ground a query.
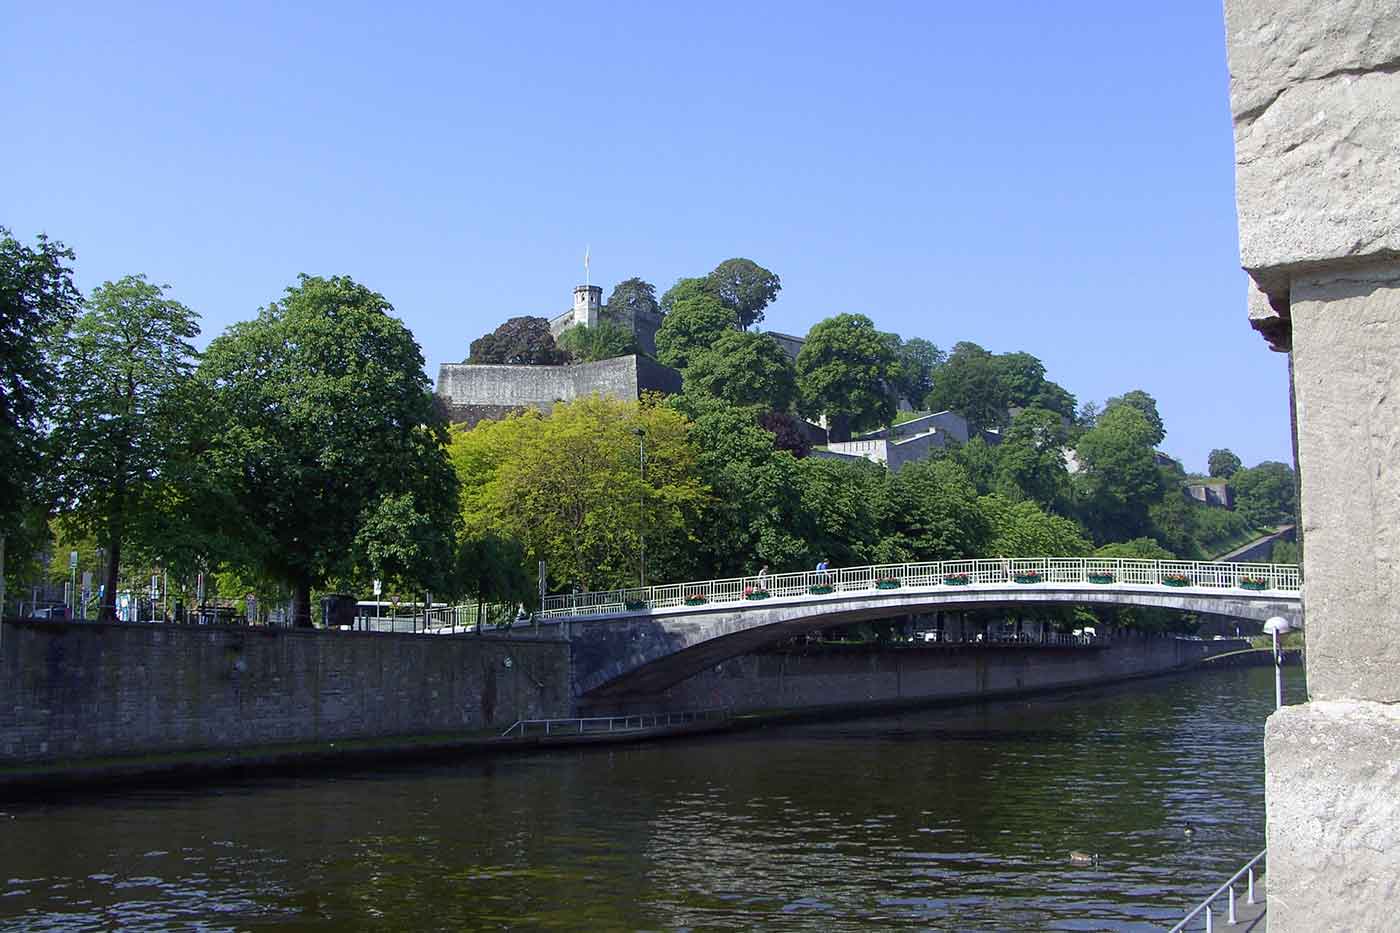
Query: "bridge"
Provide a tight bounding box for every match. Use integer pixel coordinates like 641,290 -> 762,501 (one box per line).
521,558 -> 1303,698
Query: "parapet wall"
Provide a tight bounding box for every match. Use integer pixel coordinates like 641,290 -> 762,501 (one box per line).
0,621 -> 571,764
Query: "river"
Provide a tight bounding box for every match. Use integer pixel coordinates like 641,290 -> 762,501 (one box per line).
0,665 -> 1303,931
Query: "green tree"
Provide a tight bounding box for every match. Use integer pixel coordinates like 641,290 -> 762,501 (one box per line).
48,276 -> 200,621
878,458 -> 989,562
1094,537 -> 1175,560
795,313 -> 897,439
924,342 -> 1011,434
992,406 -> 1071,511
449,396 -> 706,590
1232,461 -> 1297,528
1208,448 -> 1243,478
654,294 -> 737,369
1104,389 -> 1165,447
705,258 -> 781,330
793,456 -> 890,566
683,331 -> 797,410
556,321 -> 638,361
198,275 -> 459,625
1072,404 -> 1165,543
0,227 -> 82,554
659,276 -> 718,315
887,336 -> 945,406
467,315 -> 570,365
605,277 -> 659,320
980,493 -> 1091,557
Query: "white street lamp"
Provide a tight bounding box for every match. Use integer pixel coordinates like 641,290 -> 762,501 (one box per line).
1263,616 -> 1293,710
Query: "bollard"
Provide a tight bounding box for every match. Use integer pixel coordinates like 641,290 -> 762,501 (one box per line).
1247,867 -> 1255,905
1205,905 -> 1213,933
1228,886 -> 1236,924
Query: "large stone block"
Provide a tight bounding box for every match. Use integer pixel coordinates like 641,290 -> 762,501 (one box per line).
1225,1 -> 1400,282
1264,700 -> 1400,932
1290,261 -> 1400,702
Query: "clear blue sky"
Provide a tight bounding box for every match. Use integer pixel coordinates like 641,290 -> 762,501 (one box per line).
3,2 -> 1291,472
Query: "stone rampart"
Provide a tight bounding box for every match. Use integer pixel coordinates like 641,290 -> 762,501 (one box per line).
435,354 -> 682,426
0,621 -> 571,764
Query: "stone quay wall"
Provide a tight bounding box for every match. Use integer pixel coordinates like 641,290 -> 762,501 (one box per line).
0,621 -> 571,764
582,634 -> 1238,716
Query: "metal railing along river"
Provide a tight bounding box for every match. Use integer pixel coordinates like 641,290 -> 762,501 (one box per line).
1168,849 -> 1267,932
535,557 -> 1301,620
499,708 -> 732,738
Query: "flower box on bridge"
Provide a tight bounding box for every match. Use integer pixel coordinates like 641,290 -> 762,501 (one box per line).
624,600 -> 648,612
683,594 -> 708,606
1239,578 -> 1268,591
743,588 -> 770,600
943,574 -> 970,586
1014,572 -> 1042,584
1161,574 -> 1191,587
807,584 -> 835,595
1088,573 -> 1115,584
875,578 -> 901,590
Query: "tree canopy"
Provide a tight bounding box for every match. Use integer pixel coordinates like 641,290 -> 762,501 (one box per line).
1105,389 -> 1165,447
197,275 -> 459,625
556,321 -> 637,362
795,313 -> 897,439
659,277 -> 718,315
467,315 -> 570,365
654,294 -> 737,370
886,336 -> 945,407
605,277 -> 659,320
48,275 -> 201,620
1208,448 -> 1242,478
924,342 -> 1010,434
1072,404 -> 1165,543
1232,461 -> 1296,528
705,258 -> 781,330
683,331 -> 797,410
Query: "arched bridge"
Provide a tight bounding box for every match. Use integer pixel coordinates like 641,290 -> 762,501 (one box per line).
535,558 -> 1302,698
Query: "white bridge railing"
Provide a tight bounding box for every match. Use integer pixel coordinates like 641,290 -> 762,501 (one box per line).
536,558 -> 1301,620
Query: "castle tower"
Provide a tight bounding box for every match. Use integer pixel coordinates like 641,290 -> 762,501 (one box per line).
572,284 -> 602,329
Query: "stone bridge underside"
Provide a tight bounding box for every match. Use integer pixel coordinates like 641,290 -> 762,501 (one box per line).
567,587 -> 1301,698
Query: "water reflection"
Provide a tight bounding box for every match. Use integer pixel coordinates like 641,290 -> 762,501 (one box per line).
0,666 -> 1302,931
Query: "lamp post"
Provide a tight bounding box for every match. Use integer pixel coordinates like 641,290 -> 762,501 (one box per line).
632,427 -> 646,588
1264,616 -> 1292,710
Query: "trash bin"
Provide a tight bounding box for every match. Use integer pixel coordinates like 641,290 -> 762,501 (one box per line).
320,594 -> 358,629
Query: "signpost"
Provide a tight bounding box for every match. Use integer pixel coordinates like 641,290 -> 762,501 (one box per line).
373,579 -> 382,631
81,571 -> 93,621
68,550 -> 78,615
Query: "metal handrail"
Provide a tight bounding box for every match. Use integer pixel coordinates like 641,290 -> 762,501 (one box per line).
1168,849 -> 1266,932
534,558 -> 1302,620
500,707 -> 731,738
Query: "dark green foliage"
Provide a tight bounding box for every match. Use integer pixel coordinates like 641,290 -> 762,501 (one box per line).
456,534 -> 533,609
1208,448 -> 1242,478
793,456 -> 889,566
48,276 -> 200,620
659,277 -> 718,315
556,321 -> 638,362
605,277 -> 659,320
684,331 -> 797,410
1073,404 -> 1165,543
1104,389 -> 1165,447
757,410 -> 811,458
0,227 -> 82,541
795,313 -> 897,439
1094,537 -> 1175,560
705,258 -> 781,330
1232,460 -> 1296,528
467,315 -> 570,365
877,459 -> 990,563
654,295 -> 737,370
886,336 -> 944,406
198,275 -> 460,626
924,342 -> 1010,434
1271,538 -> 1300,565
981,493 -> 1091,557
993,406 -> 1071,511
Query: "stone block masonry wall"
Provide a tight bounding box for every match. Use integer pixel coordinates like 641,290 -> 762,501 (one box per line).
0,622 -> 572,764
435,354 -> 682,426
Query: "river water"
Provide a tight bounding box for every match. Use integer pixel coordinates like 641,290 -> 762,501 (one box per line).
0,666 -> 1303,931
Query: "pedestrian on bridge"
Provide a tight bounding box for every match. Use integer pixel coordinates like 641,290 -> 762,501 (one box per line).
757,565 -> 769,589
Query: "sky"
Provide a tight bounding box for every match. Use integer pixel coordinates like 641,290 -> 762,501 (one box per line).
2,2 -> 1292,473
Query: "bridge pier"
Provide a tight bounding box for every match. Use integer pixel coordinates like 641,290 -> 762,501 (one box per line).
1223,5 -> 1400,928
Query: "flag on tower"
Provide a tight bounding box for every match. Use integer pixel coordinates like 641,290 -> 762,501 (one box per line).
584,245 -> 591,286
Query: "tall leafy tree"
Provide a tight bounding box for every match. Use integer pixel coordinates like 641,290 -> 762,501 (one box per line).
1104,389 -> 1165,447
683,331 -> 797,410
705,258 -> 781,330
878,459 -> 989,563
993,406 -> 1072,511
654,295 -> 737,370
198,275 -> 459,625
449,397 -> 705,590
0,227 -> 81,549
605,277 -> 659,320
1207,448 -> 1243,478
1072,404 -> 1165,543
795,313 -> 897,440
981,493 -> 1091,557
659,277 -> 717,315
48,276 -> 200,621
924,341 -> 1011,434
467,315 -> 570,365
1232,461 -> 1297,528
887,336 -> 945,407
